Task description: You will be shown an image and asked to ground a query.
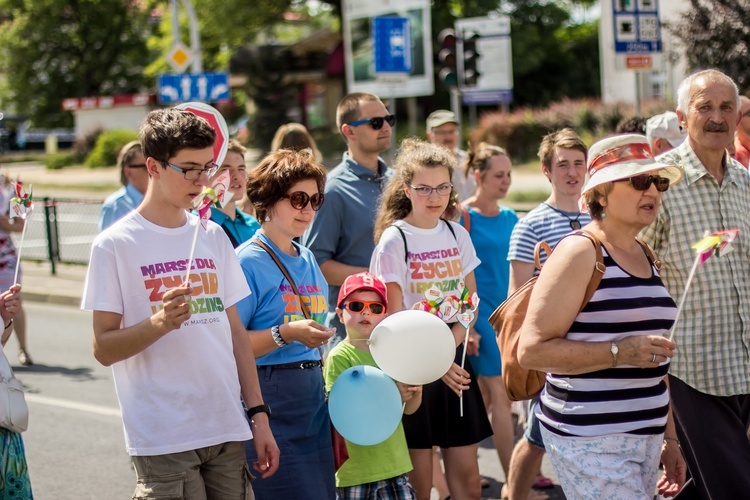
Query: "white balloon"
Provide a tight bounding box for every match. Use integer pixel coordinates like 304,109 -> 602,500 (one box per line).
370,310 -> 456,385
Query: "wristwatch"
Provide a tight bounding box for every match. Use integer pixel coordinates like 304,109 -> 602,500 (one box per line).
246,404 -> 271,420
271,325 -> 286,347
610,341 -> 619,368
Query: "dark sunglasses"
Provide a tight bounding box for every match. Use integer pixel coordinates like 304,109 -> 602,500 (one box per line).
616,174 -> 670,192
282,191 -> 325,211
343,300 -> 386,315
347,114 -> 396,130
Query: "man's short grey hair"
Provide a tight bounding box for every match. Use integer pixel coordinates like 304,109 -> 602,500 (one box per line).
676,69 -> 740,115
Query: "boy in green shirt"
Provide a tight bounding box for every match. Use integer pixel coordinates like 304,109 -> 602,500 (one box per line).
324,272 -> 422,499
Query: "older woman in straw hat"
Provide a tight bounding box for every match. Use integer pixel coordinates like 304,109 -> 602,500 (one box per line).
517,134 -> 687,498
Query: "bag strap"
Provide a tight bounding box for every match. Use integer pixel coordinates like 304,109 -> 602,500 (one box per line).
393,219 -> 459,265
458,204 -> 471,233
572,230 -> 606,312
252,240 -> 311,320
635,238 -> 661,271
220,223 -> 241,249
253,239 -> 326,363
533,241 -> 553,271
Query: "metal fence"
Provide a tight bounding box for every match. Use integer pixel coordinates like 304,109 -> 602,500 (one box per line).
11,197 -> 101,273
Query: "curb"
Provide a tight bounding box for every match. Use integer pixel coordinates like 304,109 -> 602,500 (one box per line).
23,291 -> 81,308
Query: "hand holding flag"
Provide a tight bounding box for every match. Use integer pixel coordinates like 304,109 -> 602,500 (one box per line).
184,170 -> 235,283
9,181 -> 33,285
667,229 -> 739,341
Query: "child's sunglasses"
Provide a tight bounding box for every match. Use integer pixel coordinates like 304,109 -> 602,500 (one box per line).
282,191 -> 325,211
347,114 -> 397,130
342,300 -> 386,315
616,174 -> 670,192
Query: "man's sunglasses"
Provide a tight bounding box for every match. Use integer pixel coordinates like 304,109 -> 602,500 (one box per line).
342,300 -> 386,315
347,114 -> 396,130
616,174 -> 670,192
282,191 -> 325,211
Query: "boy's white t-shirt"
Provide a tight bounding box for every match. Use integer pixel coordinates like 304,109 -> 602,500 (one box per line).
82,211 -> 252,456
370,219 -> 481,311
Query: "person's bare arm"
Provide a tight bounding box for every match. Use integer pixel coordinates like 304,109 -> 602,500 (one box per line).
508,260 -> 535,295
518,238 -> 675,374
92,285 -> 192,366
226,305 -> 279,478
0,215 -> 24,233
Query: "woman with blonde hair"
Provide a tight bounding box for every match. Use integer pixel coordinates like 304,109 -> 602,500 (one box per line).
270,123 -> 322,162
370,138 -> 492,500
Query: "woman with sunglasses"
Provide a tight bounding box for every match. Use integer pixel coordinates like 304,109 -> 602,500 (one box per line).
370,138 -> 492,500
235,148 -> 335,499
518,135 -> 687,498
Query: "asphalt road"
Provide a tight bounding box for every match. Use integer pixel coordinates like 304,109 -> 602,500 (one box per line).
5,302 -> 566,500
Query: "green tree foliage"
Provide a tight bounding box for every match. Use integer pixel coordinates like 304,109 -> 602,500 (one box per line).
505,1 -> 600,106
670,0 -> 750,92
145,0 -> 295,77
0,0 -> 155,126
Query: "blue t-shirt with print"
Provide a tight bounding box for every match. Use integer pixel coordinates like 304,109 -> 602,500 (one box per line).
236,231 -> 329,366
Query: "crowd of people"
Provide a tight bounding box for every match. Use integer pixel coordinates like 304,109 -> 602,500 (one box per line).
4,67 -> 750,500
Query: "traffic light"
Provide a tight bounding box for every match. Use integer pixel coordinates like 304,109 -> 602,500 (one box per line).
462,32 -> 481,87
437,28 -> 458,89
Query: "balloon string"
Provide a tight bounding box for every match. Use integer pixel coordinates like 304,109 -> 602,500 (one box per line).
13,217 -> 28,286
459,325 -> 471,418
183,222 -> 201,284
402,402 -> 406,414
667,251 -> 701,342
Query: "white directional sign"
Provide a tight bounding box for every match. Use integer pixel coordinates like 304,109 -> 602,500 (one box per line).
158,73 -> 230,104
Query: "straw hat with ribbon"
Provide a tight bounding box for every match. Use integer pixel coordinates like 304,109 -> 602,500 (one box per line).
582,134 -> 683,195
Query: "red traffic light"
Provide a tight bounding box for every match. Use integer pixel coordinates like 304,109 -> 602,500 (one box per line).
438,28 -> 457,48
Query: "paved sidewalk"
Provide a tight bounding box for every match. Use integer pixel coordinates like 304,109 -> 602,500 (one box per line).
22,260 -> 86,307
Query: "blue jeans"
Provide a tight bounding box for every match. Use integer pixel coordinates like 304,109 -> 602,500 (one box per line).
523,397 -> 545,449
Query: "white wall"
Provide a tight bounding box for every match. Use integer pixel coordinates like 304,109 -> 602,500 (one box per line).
599,0 -> 688,106
74,106 -> 151,138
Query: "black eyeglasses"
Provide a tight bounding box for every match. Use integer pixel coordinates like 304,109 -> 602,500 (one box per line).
127,163 -> 147,169
160,160 -> 219,181
343,300 -> 386,315
347,114 -> 396,130
409,184 -> 452,197
282,191 -> 325,211
616,174 -> 670,192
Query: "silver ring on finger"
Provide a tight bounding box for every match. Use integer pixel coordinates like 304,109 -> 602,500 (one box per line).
651,353 -> 657,363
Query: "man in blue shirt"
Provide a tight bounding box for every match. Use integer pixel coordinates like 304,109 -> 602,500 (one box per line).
98,141 -> 148,232
210,140 -> 260,247
301,93 -> 395,341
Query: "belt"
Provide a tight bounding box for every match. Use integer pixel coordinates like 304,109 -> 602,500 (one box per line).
267,360 -> 322,370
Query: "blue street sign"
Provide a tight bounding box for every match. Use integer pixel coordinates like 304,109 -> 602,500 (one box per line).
612,0 -> 662,54
158,72 -> 230,104
372,17 -> 412,74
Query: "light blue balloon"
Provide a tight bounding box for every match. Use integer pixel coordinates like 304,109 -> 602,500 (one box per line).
329,365 -> 403,446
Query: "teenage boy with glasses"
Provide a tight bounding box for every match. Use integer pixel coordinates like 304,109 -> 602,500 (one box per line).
83,108 -> 278,499
302,92 -> 395,344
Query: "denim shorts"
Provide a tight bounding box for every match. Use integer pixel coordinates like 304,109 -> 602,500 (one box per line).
523,397 -> 545,449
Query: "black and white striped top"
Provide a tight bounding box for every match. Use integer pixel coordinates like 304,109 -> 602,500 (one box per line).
537,247 -> 677,438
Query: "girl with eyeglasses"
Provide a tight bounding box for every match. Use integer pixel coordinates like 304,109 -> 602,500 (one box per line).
370,138 -> 492,500
235,148 -> 336,499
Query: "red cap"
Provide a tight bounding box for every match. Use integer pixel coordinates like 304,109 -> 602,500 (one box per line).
337,272 -> 388,310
